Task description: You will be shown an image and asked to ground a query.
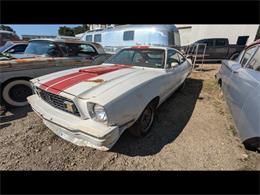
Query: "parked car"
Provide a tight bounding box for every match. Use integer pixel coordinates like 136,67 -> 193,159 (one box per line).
0,38 -> 111,107
0,30 -> 21,47
184,38 -> 246,62
27,45 -> 192,150
0,41 -> 28,54
216,39 -> 260,151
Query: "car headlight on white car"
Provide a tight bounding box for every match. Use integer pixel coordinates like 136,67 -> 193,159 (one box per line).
87,102 -> 108,123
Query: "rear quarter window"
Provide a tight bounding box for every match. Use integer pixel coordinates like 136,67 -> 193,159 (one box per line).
247,47 -> 260,72
240,46 -> 257,66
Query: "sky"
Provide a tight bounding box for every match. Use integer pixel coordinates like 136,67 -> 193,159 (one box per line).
7,25 -> 81,37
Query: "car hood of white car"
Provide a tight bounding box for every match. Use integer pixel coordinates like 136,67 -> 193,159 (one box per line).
36,63 -> 165,101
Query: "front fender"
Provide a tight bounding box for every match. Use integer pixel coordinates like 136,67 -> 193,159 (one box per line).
105,79 -> 163,127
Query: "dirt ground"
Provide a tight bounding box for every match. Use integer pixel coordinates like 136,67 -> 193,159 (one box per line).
0,64 -> 259,170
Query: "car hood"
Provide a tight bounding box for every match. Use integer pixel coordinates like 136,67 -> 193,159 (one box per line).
36,63 -> 164,101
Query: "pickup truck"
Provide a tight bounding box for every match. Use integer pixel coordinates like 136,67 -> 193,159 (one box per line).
0,38 -> 112,107
184,38 -> 246,62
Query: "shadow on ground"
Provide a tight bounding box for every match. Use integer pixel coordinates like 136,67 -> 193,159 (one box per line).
0,105 -> 32,123
111,78 -> 203,156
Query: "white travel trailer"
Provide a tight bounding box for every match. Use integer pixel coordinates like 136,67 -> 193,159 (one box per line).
81,25 -> 181,53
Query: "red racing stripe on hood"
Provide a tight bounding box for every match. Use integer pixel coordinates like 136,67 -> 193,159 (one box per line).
39,64 -> 131,94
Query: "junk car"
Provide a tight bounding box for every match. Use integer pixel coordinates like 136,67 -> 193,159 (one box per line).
216,39 -> 260,151
28,45 -> 192,150
0,38 -> 111,107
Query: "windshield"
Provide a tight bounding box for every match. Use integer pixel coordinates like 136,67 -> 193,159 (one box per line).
24,41 -> 62,57
105,48 -> 165,69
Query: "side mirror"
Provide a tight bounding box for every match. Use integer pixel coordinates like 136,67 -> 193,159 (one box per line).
171,62 -> 179,68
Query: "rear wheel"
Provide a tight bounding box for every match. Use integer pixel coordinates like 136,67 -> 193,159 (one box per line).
129,102 -> 156,137
2,80 -> 33,107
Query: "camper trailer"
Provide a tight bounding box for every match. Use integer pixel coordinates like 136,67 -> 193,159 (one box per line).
81,25 -> 181,53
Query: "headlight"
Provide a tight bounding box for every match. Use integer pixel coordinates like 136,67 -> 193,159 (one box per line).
87,102 -> 108,122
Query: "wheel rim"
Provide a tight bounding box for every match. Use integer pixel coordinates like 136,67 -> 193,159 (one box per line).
140,106 -> 154,133
3,80 -> 33,107
9,84 -> 32,103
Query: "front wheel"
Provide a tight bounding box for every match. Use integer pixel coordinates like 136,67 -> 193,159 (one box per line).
2,80 -> 33,107
129,103 -> 155,137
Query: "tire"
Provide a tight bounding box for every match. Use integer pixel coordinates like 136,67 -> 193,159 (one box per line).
2,79 -> 33,107
129,102 -> 156,137
243,137 -> 260,152
230,53 -> 239,61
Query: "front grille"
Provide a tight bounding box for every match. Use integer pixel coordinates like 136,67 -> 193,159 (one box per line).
36,87 -> 80,117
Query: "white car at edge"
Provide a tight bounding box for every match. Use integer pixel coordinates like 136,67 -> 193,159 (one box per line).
27,46 -> 192,151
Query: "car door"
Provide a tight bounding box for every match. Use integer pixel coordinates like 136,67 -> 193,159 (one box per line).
212,39 -> 229,59
198,39 -> 215,59
161,49 -> 188,100
223,45 -> 259,138
235,46 -> 260,141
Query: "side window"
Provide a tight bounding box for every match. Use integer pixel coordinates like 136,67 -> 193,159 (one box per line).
123,31 -> 134,41
167,49 -> 180,68
241,46 -> 257,66
215,39 -> 227,46
85,35 -> 92,42
94,34 -> 101,42
78,44 -> 97,56
63,43 -> 97,57
57,43 -> 68,55
47,44 -> 62,57
8,44 -> 27,53
206,39 -> 214,46
247,47 -> 260,72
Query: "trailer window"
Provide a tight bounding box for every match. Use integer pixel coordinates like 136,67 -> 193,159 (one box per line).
85,35 -> 93,42
123,31 -> 134,41
94,34 -> 102,42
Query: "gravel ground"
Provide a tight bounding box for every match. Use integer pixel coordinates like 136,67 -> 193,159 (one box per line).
0,64 -> 259,170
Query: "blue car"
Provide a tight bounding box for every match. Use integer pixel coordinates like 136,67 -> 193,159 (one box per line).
217,39 -> 260,151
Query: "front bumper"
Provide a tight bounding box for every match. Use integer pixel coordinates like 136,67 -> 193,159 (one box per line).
27,94 -> 121,151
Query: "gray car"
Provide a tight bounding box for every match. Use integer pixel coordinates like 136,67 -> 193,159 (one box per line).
216,39 -> 260,151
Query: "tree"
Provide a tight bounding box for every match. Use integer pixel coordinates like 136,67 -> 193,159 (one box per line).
73,25 -> 90,35
58,25 -> 90,36
58,26 -> 75,36
0,25 -> 16,33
